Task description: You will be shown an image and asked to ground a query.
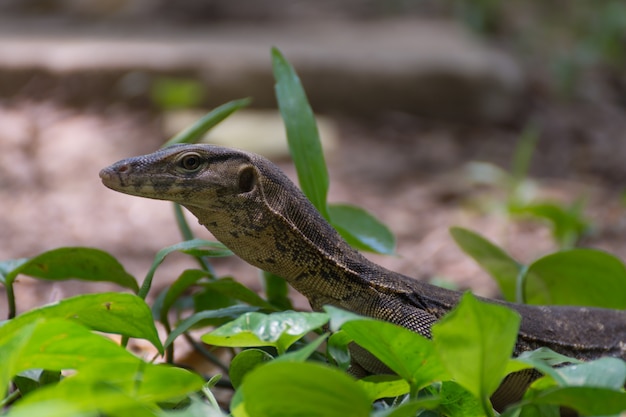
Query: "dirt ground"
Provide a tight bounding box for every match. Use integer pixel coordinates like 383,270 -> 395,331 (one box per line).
1,92 -> 626,320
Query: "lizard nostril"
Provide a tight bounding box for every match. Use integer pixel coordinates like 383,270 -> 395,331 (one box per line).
117,164 -> 130,173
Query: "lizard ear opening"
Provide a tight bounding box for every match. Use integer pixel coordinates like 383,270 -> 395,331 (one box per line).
237,165 -> 257,193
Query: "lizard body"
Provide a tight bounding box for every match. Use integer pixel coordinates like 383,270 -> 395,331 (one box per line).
100,144 -> 626,410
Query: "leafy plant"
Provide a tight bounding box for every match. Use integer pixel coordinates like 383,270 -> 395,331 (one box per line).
465,124 -> 591,249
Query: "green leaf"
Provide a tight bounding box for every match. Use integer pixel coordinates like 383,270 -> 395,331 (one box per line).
3,247 -> 138,292
530,357 -> 626,391
163,98 -> 252,146
0,321 -> 37,396
340,318 -> 448,392
523,386 -> 626,415
524,249 -> 626,308
436,381 -> 485,417
0,318 -> 137,395
164,305 -> 258,349
356,375 -> 410,402
272,47 -> 329,219
557,357 -> 626,388
10,361 -> 203,417
329,204 -> 396,255
75,361 -> 204,403
450,227 -> 523,301
432,292 -> 520,413
0,293 -> 163,353
241,361 -> 370,417
229,349 -> 274,389
201,311 -> 328,354
5,400 -> 100,417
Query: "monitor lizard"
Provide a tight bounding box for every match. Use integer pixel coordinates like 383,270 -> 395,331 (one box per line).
99,144 -> 626,411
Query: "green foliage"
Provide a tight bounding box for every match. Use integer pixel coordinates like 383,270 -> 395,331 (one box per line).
452,227 -> 626,308
432,293 -> 521,416
465,125 -> 591,250
449,227 -> 523,301
201,311 -> 328,354
2,47 -> 625,416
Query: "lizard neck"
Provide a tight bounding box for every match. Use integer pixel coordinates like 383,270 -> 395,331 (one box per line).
183,183 -> 379,306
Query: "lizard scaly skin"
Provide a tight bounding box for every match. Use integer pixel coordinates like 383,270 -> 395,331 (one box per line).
100,144 -> 626,410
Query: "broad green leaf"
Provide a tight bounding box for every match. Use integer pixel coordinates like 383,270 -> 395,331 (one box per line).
436,381 -> 485,417
329,204 -> 396,255
524,249 -> 626,308
356,375 -> 410,402
340,318 -> 448,391
450,227 -> 523,301
557,357 -> 626,388
164,305 -> 257,349
531,357 -> 626,390
5,400 -> 99,417
432,292 -> 520,409
163,98 -> 251,146
272,47 -> 330,219
10,379 -> 158,417
523,386 -> 626,415
0,293 -> 162,353
0,318 -> 137,397
241,361 -> 370,417
3,247 -> 137,292
11,360 -> 203,417
229,349 -> 274,389
75,361 -> 204,403
201,311 -> 328,354
0,321 -> 37,396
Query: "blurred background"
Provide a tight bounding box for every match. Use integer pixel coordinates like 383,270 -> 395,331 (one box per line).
1,0 -> 625,316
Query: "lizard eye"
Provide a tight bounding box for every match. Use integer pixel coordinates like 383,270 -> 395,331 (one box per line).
179,153 -> 203,172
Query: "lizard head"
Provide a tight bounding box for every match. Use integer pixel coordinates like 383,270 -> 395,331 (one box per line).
99,144 -> 263,211
100,143 -> 357,284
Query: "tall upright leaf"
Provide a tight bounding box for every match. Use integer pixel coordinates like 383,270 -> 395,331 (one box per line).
272,47 -> 330,219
